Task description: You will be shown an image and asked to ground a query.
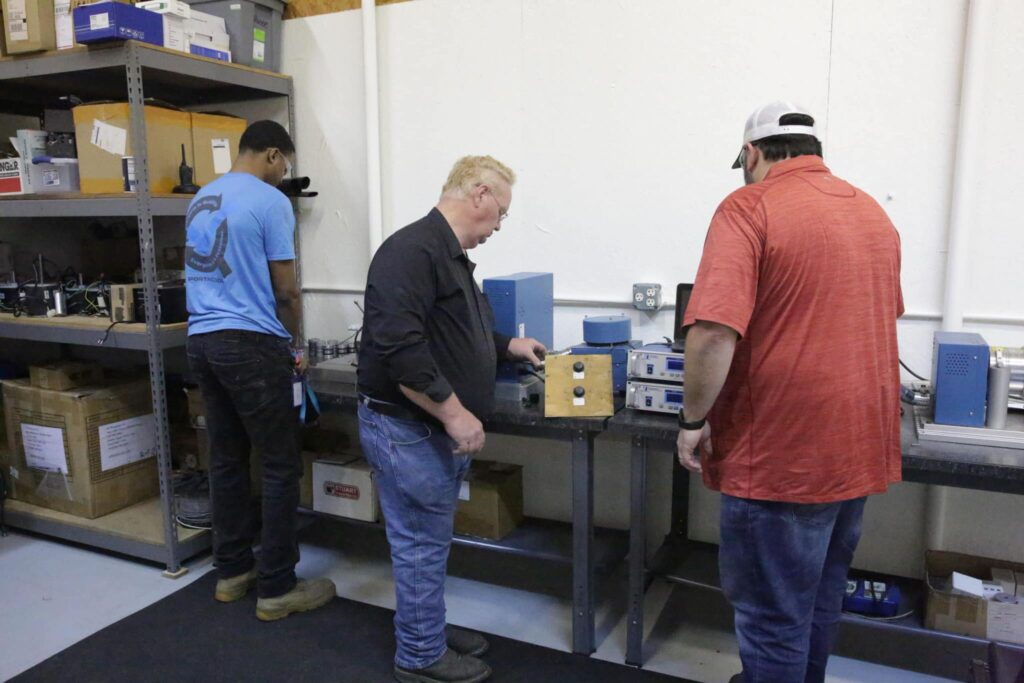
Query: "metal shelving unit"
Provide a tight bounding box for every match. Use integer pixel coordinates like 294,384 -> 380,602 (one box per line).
649,539 -> 989,677
0,194 -> 192,217
0,315 -> 186,349
0,40 -> 294,575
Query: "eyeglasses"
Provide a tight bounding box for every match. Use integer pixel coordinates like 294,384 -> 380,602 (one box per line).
485,187 -> 509,222
271,148 -> 293,177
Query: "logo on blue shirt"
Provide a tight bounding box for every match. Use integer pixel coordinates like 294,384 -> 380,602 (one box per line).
186,194 -> 233,278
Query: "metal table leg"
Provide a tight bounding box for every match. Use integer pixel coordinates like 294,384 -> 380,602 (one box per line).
571,429 -> 596,655
626,434 -> 648,666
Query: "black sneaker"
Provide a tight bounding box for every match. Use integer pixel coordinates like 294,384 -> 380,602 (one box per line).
729,674 -> 745,683
393,649 -> 491,683
446,626 -> 489,657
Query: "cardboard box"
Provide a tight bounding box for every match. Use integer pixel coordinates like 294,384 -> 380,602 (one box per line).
454,460 -> 524,540
183,7 -> 225,42
137,0 -> 189,18
72,102 -> 192,194
926,550 -> 1024,646
188,41 -> 229,62
312,457 -> 379,522
72,1 -> 162,46
2,378 -> 159,518
134,1 -> 187,52
0,157 -> 28,196
70,0 -> 129,9
190,112 -> 244,187
183,385 -> 206,429
109,283 -> 140,322
1,0 -> 56,53
29,361 -> 103,391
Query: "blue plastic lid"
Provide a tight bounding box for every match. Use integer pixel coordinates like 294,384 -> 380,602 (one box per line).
582,315 -> 631,344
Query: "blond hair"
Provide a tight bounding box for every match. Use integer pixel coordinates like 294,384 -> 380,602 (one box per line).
441,155 -> 516,197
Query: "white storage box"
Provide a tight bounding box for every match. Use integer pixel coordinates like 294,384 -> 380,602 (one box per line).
312,458 -> 380,522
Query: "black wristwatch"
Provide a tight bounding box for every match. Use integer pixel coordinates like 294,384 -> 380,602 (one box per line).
678,411 -> 706,431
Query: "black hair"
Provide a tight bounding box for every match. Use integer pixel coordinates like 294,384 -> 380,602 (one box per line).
752,113 -> 822,161
239,120 -> 295,155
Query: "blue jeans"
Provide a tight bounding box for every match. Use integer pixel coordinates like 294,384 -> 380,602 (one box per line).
719,494 -> 867,683
357,402 -> 471,670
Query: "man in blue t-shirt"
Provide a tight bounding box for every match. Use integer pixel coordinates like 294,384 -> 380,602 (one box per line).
185,120 -> 334,619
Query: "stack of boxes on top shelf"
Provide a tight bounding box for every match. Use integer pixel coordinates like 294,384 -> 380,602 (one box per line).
1,0 -> 286,197
0,0 -> 287,67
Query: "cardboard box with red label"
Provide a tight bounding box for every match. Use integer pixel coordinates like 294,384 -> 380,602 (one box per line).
312,457 -> 379,522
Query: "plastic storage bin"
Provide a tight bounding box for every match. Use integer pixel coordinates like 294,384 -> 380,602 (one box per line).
183,0 -> 285,71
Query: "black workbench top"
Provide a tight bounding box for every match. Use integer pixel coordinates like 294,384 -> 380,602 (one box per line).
606,405 -> 1024,494
309,360 -> 612,437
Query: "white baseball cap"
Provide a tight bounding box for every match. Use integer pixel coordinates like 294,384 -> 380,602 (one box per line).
731,100 -> 819,169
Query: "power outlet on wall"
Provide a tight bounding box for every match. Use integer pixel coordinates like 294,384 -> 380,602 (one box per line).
632,283 -> 662,311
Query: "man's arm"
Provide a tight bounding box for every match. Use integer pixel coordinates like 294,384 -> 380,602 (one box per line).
676,320 -> 738,472
681,321 -> 738,422
399,386 -> 484,454
269,260 -> 304,369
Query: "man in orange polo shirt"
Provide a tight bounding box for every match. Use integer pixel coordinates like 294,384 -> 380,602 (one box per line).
677,101 -> 904,683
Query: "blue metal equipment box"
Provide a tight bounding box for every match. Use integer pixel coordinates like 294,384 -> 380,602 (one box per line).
931,331 -> 989,427
73,2 -> 163,45
483,273 -> 553,381
571,314 -> 640,393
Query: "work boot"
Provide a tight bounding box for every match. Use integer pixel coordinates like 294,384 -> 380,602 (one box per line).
214,568 -> 258,603
728,674 -> 744,683
255,577 -> 336,621
393,649 -> 491,683
445,626 -> 489,657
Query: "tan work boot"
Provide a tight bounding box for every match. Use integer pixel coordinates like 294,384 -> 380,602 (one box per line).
214,568 -> 258,603
255,577 -> 336,621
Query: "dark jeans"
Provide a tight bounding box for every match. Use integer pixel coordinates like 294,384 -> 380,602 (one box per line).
719,494 -> 867,683
187,329 -> 301,599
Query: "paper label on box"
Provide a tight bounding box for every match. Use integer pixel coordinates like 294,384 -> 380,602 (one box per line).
459,480 -> 470,501
7,0 -> 28,41
572,371 -> 584,380
21,424 -> 68,472
42,170 -> 61,187
99,414 -> 157,471
212,138 -> 232,175
573,397 -> 585,406
987,600 -> 1024,643
90,120 -> 127,157
90,12 -> 110,31
253,39 -> 265,63
55,0 -> 74,49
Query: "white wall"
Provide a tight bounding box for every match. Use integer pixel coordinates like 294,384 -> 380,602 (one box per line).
282,0 -> 1024,577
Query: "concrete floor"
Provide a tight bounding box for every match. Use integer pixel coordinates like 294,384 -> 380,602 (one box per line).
0,523 -> 958,683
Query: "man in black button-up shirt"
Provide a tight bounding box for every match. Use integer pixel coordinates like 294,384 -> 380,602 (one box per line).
356,156 -> 545,683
